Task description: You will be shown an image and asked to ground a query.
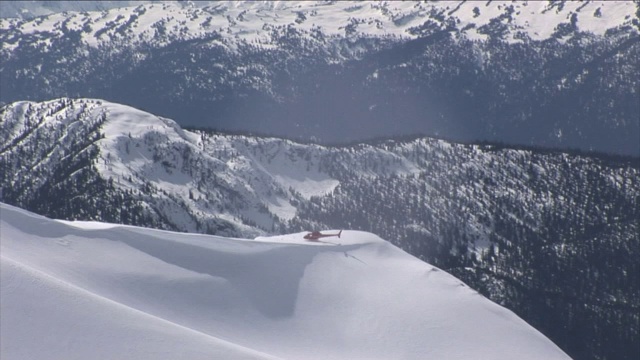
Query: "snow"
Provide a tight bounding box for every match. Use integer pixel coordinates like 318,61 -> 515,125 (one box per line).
1,203 -> 570,360
254,142 -> 340,200
450,0 -> 638,43
1,1 -> 635,53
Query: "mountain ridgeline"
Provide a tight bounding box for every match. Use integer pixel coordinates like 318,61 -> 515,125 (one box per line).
1,1 -> 639,155
1,98 -> 638,360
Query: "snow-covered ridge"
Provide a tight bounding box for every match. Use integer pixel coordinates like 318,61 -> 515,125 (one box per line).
0,98 -> 345,235
0,202 -> 570,360
1,0 -> 636,53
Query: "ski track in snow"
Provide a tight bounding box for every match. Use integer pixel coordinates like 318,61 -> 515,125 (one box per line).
1,203 -> 570,360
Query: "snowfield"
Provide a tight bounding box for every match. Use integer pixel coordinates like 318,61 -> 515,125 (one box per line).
1,203 -> 569,360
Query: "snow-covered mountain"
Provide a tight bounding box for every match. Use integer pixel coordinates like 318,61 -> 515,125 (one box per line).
0,98 -> 339,237
1,1 -> 638,154
1,97 -> 638,360
0,202 -> 571,360
1,1 -> 636,45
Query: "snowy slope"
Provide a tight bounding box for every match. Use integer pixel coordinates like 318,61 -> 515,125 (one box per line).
0,203 -> 570,360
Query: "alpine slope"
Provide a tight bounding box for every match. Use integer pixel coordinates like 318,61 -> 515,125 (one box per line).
0,203 -> 570,360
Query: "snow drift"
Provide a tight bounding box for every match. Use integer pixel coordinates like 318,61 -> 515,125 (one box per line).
0,203 -> 569,359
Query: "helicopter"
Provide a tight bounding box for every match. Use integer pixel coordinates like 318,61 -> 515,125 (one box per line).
303,230 -> 342,241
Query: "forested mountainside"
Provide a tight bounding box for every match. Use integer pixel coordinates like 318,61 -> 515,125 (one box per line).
1,1 -> 638,155
1,98 -> 638,360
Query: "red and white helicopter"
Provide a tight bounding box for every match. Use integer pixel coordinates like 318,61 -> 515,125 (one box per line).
303,230 -> 342,241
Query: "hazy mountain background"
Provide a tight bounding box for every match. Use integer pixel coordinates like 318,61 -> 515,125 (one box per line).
1,1 -> 638,155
